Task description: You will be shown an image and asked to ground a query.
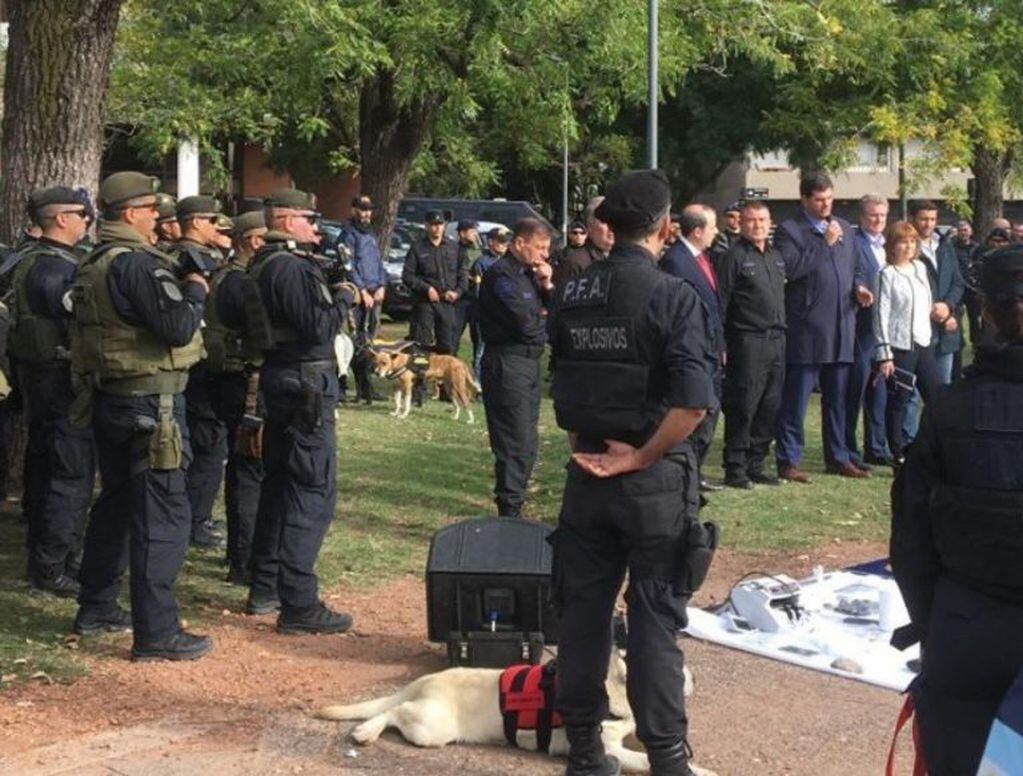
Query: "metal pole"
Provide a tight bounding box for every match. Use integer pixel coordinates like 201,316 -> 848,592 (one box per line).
562,125 -> 569,247
898,142 -> 908,220
647,0 -> 658,169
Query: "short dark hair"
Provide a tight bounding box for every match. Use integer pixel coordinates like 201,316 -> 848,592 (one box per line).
512,217 -> 552,241
799,172 -> 834,199
909,200 -> 939,217
741,200 -> 770,214
679,205 -> 710,237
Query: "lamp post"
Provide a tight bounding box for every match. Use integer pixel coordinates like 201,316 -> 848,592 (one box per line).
647,0 -> 658,169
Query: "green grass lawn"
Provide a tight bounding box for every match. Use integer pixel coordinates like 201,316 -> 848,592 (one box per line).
0,321 -> 894,686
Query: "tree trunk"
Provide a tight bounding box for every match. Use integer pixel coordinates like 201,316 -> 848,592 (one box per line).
358,70 -> 442,252
971,147 -> 1009,237
0,0 -> 124,243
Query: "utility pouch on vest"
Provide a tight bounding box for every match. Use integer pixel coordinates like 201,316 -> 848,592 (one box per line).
234,371 -> 264,459
676,519 -> 719,596
69,384 -> 95,428
147,394 -> 183,470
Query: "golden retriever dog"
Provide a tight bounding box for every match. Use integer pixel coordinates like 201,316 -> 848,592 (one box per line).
372,350 -> 479,422
314,655 -> 715,775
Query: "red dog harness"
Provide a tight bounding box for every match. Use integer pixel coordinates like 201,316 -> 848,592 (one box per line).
499,662 -> 564,753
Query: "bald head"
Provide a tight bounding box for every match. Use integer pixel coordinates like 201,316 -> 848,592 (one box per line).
584,195 -> 614,253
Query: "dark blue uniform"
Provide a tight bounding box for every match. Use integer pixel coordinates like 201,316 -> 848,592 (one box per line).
402,237 -> 467,353
247,236 -> 348,621
75,245 -> 206,644
477,253 -> 548,517
207,266 -> 266,581
174,241 -> 229,548
548,243 -> 716,758
892,344 -> 1023,775
16,239 -> 95,587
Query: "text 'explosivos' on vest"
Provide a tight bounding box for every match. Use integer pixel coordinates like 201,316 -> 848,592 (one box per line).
70,234 -> 203,395
549,258 -> 669,446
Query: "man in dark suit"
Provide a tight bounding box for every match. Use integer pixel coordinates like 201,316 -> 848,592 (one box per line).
661,203 -> 724,492
848,194 -> 892,466
773,173 -> 867,482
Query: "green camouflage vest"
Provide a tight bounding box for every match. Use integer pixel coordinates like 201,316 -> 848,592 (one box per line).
9,242 -> 77,364
70,224 -> 203,395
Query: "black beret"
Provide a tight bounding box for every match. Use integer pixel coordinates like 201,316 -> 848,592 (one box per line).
724,201 -> 743,214
265,188 -> 317,211
29,186 -> 89,212
352,194 -> 374,210
457,219 -> 478,232
981,245 -> 1023,302
176,195 -> 222,219
595,170 -> 672,232
425,210 -> 446,225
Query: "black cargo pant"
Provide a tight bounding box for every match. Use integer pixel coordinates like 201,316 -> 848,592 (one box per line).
249,364 -> 339,615
914,578 -> 1023,776
210,371 -> 264,573
689,365 -> 722,474
722,331 -> 785,477
21,364 -> 95,581
77,392 -> 193,645
409,299 -> 456,354
481,347 -> 541,516
554,453 -> 697,749
184,365 -> 227,533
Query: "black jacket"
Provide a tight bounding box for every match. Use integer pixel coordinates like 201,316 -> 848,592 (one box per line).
402,237 -> 468,298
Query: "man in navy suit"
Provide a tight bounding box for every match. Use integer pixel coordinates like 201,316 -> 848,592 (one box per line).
660,203 -> 724,491
773,173 -> 868,482
848,194 -> 893,466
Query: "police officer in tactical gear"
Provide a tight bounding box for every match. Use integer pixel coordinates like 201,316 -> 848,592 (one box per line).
245,188 -> 355,635
548,170 -> 717,776
71,172 -> 212,661
891,244 -> 1023,775
154,193 -> 181,251
11,186 -> 96,598
205,211 -> 271,585
171,196 -> 230,550
402,210 -> 467,353
478,218 -> 554,517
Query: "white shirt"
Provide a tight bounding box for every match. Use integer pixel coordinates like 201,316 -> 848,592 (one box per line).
918,234 -> 940,269
680,236 -> 703,259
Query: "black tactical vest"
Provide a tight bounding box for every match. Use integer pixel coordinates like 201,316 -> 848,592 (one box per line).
203,262 -> 272,374
928,356 -> 1023,599
549,254 -> 669,446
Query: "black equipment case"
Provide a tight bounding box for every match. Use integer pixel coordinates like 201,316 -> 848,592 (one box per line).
426,517 -> 559,668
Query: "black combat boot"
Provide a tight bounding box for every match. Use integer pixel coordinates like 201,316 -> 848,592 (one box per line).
131,631 -> 213,662
565,725 -> 621,776
647,739 -> 695,776
29,573 -> 81,599
277,601 -> 354,635
191,519 -> 227,549
74,605 -> 133,635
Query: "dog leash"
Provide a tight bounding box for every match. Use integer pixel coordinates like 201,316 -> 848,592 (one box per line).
885,694 -> 927,776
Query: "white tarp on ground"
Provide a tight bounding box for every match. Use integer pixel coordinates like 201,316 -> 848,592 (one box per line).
684,560 -> 919,692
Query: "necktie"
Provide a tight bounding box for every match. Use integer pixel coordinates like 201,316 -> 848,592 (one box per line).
696,252 -> 717,292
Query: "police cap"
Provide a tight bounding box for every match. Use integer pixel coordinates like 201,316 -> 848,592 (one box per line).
265,188 -> 317,211
487,226 -> 511,243
724,201 -> 743,215
425,210 -> 446,225
594,170 -> 671,232
176,195 -> 222,220
26,186 -> 93,225
214,214 -> 234,233
981,245 -> 1023,303
232,210 -> 266,238
352,194 -> 374,210
457,219 -> 478,232
99,171 -> 160,209
155,193 -> 177,222
569,219 -> 586,233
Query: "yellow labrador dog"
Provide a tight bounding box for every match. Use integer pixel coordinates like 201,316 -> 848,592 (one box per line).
314,654 -> 714,775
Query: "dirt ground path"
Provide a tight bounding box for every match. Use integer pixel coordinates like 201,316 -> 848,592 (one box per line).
0,541 -> 911,776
